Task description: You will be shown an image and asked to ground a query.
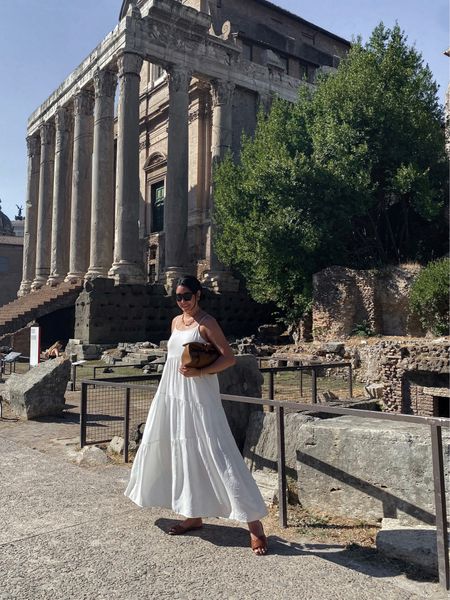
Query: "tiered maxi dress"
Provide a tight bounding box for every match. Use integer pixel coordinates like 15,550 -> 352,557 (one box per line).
124,321 -> 268,523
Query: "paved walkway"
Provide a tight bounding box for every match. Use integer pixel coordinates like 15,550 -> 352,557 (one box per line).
0,414 -> 447,600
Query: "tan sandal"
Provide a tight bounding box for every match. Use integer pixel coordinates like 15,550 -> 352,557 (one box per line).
250,533 -> 268,555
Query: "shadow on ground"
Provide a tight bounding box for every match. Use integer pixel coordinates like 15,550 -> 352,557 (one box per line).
154,518 -> 438,586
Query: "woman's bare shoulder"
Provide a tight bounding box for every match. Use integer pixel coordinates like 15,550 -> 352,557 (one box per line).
200,313 -> 218,328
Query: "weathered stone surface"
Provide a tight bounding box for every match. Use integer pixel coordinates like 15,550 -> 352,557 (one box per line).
376,518 -> 450,576
65,339 -> 114,361
295,417 -> 450,525
244,413 -> 450,526
5,358 -> 71,419
218,354 -> 265,452
320,342 -> 345,356
101,348 -> 126,365
75,445 -> 109,466
74,281 -> 272,345
364,383 -> 385,399
313,264 -> 424,340
317,390 -> 339,403
107,436 -> 125,455
244,412 -> 316,477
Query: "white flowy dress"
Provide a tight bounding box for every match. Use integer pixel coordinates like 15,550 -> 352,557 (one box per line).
124,321 -> 268,523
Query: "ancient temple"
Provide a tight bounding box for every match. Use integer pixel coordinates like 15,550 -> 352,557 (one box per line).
19,0 -> 349,298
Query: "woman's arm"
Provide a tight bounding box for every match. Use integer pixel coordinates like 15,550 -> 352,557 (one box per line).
178,315 -> 236,378
200,316 -> 236,374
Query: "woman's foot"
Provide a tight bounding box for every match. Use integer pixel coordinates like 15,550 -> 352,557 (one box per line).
168,517 -> 203,535
248,520 -> 268,555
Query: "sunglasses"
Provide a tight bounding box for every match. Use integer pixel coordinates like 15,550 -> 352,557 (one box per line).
175,292 -> 194,302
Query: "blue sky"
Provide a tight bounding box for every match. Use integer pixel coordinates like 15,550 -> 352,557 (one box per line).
0,0 -> 448,220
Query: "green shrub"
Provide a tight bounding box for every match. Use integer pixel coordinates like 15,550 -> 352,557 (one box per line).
351,321 -> 375,337
410,258 -> 450,336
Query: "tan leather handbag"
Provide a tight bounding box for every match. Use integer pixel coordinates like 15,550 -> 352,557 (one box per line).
181,342 -> 220,369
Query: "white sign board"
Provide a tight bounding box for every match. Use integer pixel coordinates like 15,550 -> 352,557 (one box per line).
30,326 -> 40,367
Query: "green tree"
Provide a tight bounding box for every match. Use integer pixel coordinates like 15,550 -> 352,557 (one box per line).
214,23 -> 448,322
410,258 -> 450,336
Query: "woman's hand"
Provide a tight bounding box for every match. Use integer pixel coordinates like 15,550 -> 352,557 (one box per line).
178,365 -> 202,378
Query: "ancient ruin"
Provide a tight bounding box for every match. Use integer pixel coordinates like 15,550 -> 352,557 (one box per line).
17,0 -> 348,326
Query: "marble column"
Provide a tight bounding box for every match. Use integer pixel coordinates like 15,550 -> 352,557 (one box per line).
164,64 -> 192,290
203,79 -> 238,291
18,135 -> 41,296
85,68 -> 117,280
108,52 -> 144,284
65,89 -> 94,282
48,106 -> 73,285
32,121 -> 55,290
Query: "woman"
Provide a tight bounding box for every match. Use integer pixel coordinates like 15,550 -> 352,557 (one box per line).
44,341 -> 63,359
125,275 -> 268,555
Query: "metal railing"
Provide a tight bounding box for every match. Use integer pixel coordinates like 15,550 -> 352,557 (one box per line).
260,363 -> 353,408
80,377 -> 449,590
72,362 -> 153,390
80,375 -> 161,451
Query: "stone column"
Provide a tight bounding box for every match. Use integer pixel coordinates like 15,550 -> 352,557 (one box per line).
108,52 -> 145,284
32,121 -> 55,290
66,89 -> 94,282
258,91 -> 274,115
48,106 -> 73,285
18,135 -> 41,296
85,69 -> 117,280
164,65 -> 192,290
203,79 -> 239,291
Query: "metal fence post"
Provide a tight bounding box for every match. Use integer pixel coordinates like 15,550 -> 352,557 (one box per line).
299,368 -> 304,398
72,365 -> 77,392
311,368 -> 317,404
430,424 -> 450,590
348,364 -> 353,398
269,371 -> 275,413
123,388 -> 131,463
276,405 -> 287,528
80,382 -> 87,448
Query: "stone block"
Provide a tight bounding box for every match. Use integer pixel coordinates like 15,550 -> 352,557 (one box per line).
364,383 -> 385,399
75,445 -> 109,466
320,342 -> 345,356
376,518 -> 450,576
218,355 -> 264,452
108,436 -> 125,455
5,357 -> 71,419
244,413 -> 450,526
295,417 -> 450,525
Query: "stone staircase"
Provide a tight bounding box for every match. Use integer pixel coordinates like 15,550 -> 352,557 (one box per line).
0,281 -> 83,339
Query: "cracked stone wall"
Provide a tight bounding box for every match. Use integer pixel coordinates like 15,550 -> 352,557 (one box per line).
312,265 -> 424,340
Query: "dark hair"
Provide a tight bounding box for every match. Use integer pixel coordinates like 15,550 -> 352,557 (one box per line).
176,275 -> 202,295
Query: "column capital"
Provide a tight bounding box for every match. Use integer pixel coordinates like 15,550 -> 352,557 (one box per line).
39,121 -> 55,145
117,52 -> 143,77
211,79 -> 235,107
166,64 -> 192,93
73,88 -> 94,116
26,134 -> 40,157
93,68 -> 117,99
